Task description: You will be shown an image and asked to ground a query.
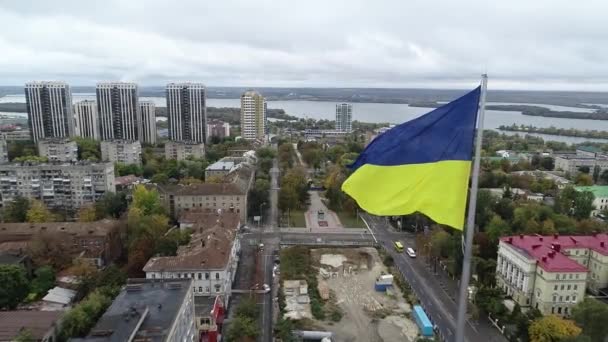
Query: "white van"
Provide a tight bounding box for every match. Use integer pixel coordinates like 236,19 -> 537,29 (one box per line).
406,247 -> 417,258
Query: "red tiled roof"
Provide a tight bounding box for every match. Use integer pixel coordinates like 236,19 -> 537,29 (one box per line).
500,233 -> 608,272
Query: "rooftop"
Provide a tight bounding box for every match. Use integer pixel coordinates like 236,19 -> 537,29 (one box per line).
501,233 -> 608,272
577,145 -> 602,153
0,311 -> 62,341
0,219 -> 120,239
73,279 -> 192,342
575,185 -> 608,198
144,211 -> 240,272
114,174 -> 142,186
206,160 -> 236,172
160,183 -> 244,196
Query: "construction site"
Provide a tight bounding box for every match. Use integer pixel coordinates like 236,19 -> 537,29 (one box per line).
280,246 -> 421,342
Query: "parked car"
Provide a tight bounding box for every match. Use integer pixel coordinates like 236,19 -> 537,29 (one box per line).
406,247 -> 417,258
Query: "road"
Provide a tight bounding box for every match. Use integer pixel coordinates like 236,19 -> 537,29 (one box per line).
269,157 -> 280,231
363,213 -> 507,342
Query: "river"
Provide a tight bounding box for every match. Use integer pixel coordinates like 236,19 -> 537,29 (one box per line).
2,94 -> 608,144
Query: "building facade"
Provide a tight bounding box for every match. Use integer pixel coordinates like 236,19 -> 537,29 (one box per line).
0,162 -> 115,211
0,130 -> 31,141
74,100 -> 99,140
240,90 -> 266,141
164,140 -> 205,161
37,138 -> 78,163
0,219 -> 123,267
75,279 -> 196,342
575,185 -> 608,216
166,83 -> 207,143
206,119 -> 230,141
25,81 -> 74,142
335,103 -> 353,132
96,82 -> 140,141
0,139 -> 7,164
139,100 -> 157,145
496,234 -> 608,316
144,211 -> 240,307
100,140 -> 142,165
205,159 -> 239,179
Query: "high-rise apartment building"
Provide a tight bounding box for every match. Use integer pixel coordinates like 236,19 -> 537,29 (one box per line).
0,140 -> 7,164
74,100 -> 99,140
0,162 -> 115,211
164,141 -> 205,161
139,101 -> 157,145
25,81 -> 74,142
335,103 -> 352,132
37,138 -> 78,163
240,91 -> 266,141
96,82 -> 140,141
206,119 -> 230,141
166,83 -> 207,143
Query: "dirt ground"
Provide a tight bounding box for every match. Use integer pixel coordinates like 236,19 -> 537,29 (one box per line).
310,247 -> 419,342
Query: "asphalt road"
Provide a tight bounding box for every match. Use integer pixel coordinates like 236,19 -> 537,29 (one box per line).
363,213 -> 507,342
269,157 -> 280,231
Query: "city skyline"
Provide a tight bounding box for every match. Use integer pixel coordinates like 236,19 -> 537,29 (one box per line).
1,1 -> 608,91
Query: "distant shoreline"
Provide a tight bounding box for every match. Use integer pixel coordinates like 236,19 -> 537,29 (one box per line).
498,124 -> 608,140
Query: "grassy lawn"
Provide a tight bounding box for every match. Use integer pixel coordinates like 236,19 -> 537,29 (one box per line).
287,210 -> 307,228
336,211 -> 367,228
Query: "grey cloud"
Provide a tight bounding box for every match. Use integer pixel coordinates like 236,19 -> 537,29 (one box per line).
0,0 -> 608,90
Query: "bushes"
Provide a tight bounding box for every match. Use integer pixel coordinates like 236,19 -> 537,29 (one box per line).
224,297 -> 260,342
58,288 -> 118,340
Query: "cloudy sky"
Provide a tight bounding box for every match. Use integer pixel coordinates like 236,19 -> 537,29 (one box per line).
1,0 -> 607,90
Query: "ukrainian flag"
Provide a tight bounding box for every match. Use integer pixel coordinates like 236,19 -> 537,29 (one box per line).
342,87 -> 482,229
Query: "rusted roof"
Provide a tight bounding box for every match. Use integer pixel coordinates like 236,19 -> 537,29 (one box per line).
0,219 -> 120,239
0,311 -> 62,340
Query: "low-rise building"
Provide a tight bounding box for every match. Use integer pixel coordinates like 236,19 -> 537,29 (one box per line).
165,141 -> 205,160
0,219 -> 123,267
0,139 -> 7,163
0,162 -> 115,211
37,138 -> 78,162
511,170 -> 571,189
206,119 -> 230,141
304,129 -> 350,140
114,174 -> 144,192
0,130 -> 31,141
100,140 -> 142,165
575,185 -> 608,216
0,311 -> 63,342
496,233 -> 608,316
144,211 -> 240,307
73,278 -> 196,342
205,160 -> 238,179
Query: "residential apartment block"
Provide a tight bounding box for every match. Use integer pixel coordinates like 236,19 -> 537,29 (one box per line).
335,103 -> 353,132
0,162 -> 115,211
139,100 -> 157,145
96,82 -> 140,141
101,140 -> 142,165
37,138 -> 78,163
496,233 -> 608,316
74,100 -> 99,140
25,81 -> 74,142
144,211 -> 240,307
0,139 -> 7,163
164,140 -> 205,161
554,146 -> 608,174
0,219 -> 123,267
240,90 -> 266,141
73,279 -> 196,342
206,119 -> 230,141
166,82 -> 207,143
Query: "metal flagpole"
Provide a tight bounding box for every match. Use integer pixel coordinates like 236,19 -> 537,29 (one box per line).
455,74 -> 488,342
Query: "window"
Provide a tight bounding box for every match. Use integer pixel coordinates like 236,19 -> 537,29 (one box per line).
573,295 -> 577,301
551,307 -> 555,313
199,286 -> 202,292
567,285 -> 571,290
569,274 -> 573,279
205,273 -> 209,280
215,284 -> 221,292
215,273 -> 220,280
205,287 -> 210,293
554,285 -> 558,291
152,273 -> 156,279
193,287 -> 196,293
558,307 -> 562,314
574,285 -> 577,290
559,296 -> 563,302
178,274 -> 182,278
198,273 -> 202,280
565,307 -> 569,315
576,274 -> 579,279
184,273 -> 188,278
561,285 -> 564,290
553,295 -> 557,302
556,274 -> 560,280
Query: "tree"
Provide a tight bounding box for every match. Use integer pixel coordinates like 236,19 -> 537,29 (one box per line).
573,191 -> 595,220
600,170 -> 608,184
430,230 -> 451,259
151,172 -> 169,184
206,175 -> 225,183
94,191 -> 128,219
28,233 -> 72,269
78,206 -> 97,222
3,196 -> 30,222
578,166 -> 590,174
575,173 -> 593,186
132,185 -> 165,216
0,265 -> 29,309
593,165 -> 601,183
555,186 -> 577,215
529,315 -> 581,342
476,190 -> 495,230
179,176 -> 203,185
224,297 -> 260,342
59,289 -> 114,340
571,298 -> 608,341
31,266 -> 56,297
73,137 -> 101,161
486,215 -> 511,245
540,157 -> 555,171
14,330 -> 35,342
26,200 -> 55,223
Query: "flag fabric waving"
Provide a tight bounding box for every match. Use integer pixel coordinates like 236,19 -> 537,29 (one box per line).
341,87 -> 482,229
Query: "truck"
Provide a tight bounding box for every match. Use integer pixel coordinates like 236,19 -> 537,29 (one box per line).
412,305 -> 433,337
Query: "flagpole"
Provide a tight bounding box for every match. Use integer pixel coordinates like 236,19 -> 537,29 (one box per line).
455,74 -> 488,342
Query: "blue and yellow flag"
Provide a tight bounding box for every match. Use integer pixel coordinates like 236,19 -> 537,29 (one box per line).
342,87 -> 481,229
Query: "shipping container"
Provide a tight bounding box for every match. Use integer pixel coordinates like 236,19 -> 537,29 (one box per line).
412,305 -> 433,337
374,282 -> 392,292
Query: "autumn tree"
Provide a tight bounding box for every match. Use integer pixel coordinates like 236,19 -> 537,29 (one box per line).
28,233 -> 72,269
575,173 -> 593,186
26,200 -> 55,223
78,206 -> 97,222
0,265 -> 29,309
529,315 -> 581,342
